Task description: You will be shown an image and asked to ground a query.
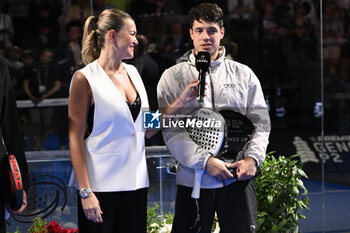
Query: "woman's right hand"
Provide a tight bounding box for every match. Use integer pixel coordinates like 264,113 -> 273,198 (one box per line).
178,80 -> 200,106
81,192 -> 103,223
146,80 -> 201,139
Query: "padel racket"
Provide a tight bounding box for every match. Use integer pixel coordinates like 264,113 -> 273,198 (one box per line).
3,154 -> 24,210
186,108 -> 255,198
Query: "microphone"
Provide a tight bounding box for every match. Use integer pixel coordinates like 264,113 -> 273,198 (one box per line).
195,51 -> 210,102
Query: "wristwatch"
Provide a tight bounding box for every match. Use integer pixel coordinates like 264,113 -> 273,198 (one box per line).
79,188 -> 92,198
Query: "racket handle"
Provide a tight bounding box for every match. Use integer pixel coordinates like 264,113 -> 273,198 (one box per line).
191,169 -> 204,199
227,167 -> 238,179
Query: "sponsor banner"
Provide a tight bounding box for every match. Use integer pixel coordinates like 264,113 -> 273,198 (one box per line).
269,131 -> 350,187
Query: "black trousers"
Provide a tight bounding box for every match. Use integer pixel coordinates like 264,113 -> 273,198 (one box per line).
171,180 -> 257,233
77,188 -> 147,233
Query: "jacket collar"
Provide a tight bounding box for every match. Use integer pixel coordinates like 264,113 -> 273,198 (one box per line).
177,46 -> 226,70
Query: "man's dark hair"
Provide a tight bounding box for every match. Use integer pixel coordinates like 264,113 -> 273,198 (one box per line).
188,3 -> 224,29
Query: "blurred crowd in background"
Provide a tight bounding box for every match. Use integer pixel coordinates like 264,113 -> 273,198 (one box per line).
0,0 -> 349,150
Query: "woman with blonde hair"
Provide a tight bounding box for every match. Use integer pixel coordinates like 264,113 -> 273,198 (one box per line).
68,8 -> 198,232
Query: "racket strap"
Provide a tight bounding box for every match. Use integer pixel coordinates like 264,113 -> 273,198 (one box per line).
190,199 -> 201,233
191,169 -> 204,199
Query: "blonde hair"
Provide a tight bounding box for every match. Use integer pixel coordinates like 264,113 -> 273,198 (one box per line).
81,9 -> 132,65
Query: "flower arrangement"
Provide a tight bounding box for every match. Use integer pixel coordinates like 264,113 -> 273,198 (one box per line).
45,221 -> 78,233
27,217 -> 78,233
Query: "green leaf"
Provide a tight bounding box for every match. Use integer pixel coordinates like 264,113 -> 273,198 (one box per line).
271,224 -> 279,233
291,186 -> 299,195
258,211 -> 269,217
267,194 -> 274,204
290,154 -> 300,159
297,168 -> 308,178
277,219 -> 287,230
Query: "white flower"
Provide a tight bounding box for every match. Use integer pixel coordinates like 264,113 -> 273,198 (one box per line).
150,223 -> 159,228
159,223 -> 172,233
212,216 -> 220,233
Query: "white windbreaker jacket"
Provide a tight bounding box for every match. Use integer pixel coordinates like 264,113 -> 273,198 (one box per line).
157,47 -> 271,189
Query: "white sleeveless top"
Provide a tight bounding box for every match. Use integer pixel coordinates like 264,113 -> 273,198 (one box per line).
69,60 -> 150,192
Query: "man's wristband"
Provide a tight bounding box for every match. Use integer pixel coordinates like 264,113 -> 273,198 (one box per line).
205,154 -> 214,170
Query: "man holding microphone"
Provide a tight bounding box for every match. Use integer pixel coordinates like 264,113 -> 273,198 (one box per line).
157,3 -> 270,232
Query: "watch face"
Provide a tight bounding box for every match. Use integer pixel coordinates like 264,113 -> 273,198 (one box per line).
80,188 -> 91,198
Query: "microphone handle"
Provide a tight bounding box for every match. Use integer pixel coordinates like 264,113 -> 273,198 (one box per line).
197,69 -> 206,102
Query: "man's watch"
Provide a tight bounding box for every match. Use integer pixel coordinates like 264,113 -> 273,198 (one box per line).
79,187 -> 92,198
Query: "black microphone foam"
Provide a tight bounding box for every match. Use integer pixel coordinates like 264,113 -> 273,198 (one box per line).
195,52 -> 210,102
